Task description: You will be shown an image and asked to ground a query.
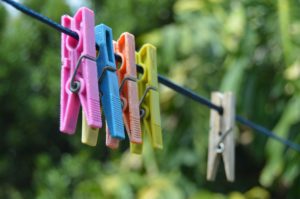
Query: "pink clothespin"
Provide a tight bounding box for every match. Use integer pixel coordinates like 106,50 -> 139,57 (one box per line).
60,7 -> 102,134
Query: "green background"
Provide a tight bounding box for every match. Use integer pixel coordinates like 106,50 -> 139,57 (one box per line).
0,0 -> 300,198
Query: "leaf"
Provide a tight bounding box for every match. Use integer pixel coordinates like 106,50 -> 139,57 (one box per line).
260,94 -> 300,186
220,56 -> 249,93
278,0 -> 293,66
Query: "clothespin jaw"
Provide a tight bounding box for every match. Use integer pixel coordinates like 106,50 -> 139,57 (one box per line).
131,44 -> 162,154
106,33 -> 142,150
94,24 -> 125,140
207,92 -> 235,182
82,112 -> 99,146
106,123 -> 120,149
60,7 -> 101,134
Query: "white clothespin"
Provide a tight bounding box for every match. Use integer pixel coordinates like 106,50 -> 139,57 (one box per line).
207,92 -> 235,182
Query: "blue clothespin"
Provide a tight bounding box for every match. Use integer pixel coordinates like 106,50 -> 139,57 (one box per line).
95,24 -> 125,139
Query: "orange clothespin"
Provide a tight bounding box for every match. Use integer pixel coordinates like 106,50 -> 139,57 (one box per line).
131,44 -> 163,154
106,33 -> 142,150
207,92 -> 235,182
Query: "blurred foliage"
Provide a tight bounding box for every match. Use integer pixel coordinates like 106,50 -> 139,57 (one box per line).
0,0 -> 300,198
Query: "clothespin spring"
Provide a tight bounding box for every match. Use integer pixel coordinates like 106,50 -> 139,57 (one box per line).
98,67 -> 117,85
118,76 -> 138,109
216,127 -> 232,153
70,54 -> 97,93
97,66 -> 117,96
119,76 -> 137,93
139,86 -> 157,118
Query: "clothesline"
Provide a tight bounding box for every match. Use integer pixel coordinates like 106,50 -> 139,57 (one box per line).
2,0 -> 300,152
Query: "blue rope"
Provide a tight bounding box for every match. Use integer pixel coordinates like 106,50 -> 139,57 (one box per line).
158,76 -> 300,153
157,74 -> 223,114
236,116 -> 300,152
1,0 -> 79,40
2,0 -> 300,153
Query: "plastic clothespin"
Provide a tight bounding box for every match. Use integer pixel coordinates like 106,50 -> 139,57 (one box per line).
207,92 -> 235,182
81,111 -> 99,146
81,51 -> 100,146
106,33 -> 142,150
95,24 -> 125,140
81,24 -> 126,146
131,44 -> 162,154
60,7 -> 101,134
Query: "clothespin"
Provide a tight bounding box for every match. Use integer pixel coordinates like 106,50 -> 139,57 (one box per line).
81,24 -> 126,145
81,112 -> 99,146
207,92 -> 235,182
106,33 -> 142,150
95,24 -> 125,140
60,7 -> 101,134
131,44 -> 162,154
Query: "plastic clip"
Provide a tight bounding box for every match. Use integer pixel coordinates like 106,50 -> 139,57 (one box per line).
94,24 -> 124,140
81,24 -> 126,145
60,7 -> 101,134
106,33 -> 142,150
131,44 -> 162,154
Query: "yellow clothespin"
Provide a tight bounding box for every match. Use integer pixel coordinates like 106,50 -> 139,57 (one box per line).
207,92 -> 235,182
82,112 -> 99,146
131,44 -> 163,154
